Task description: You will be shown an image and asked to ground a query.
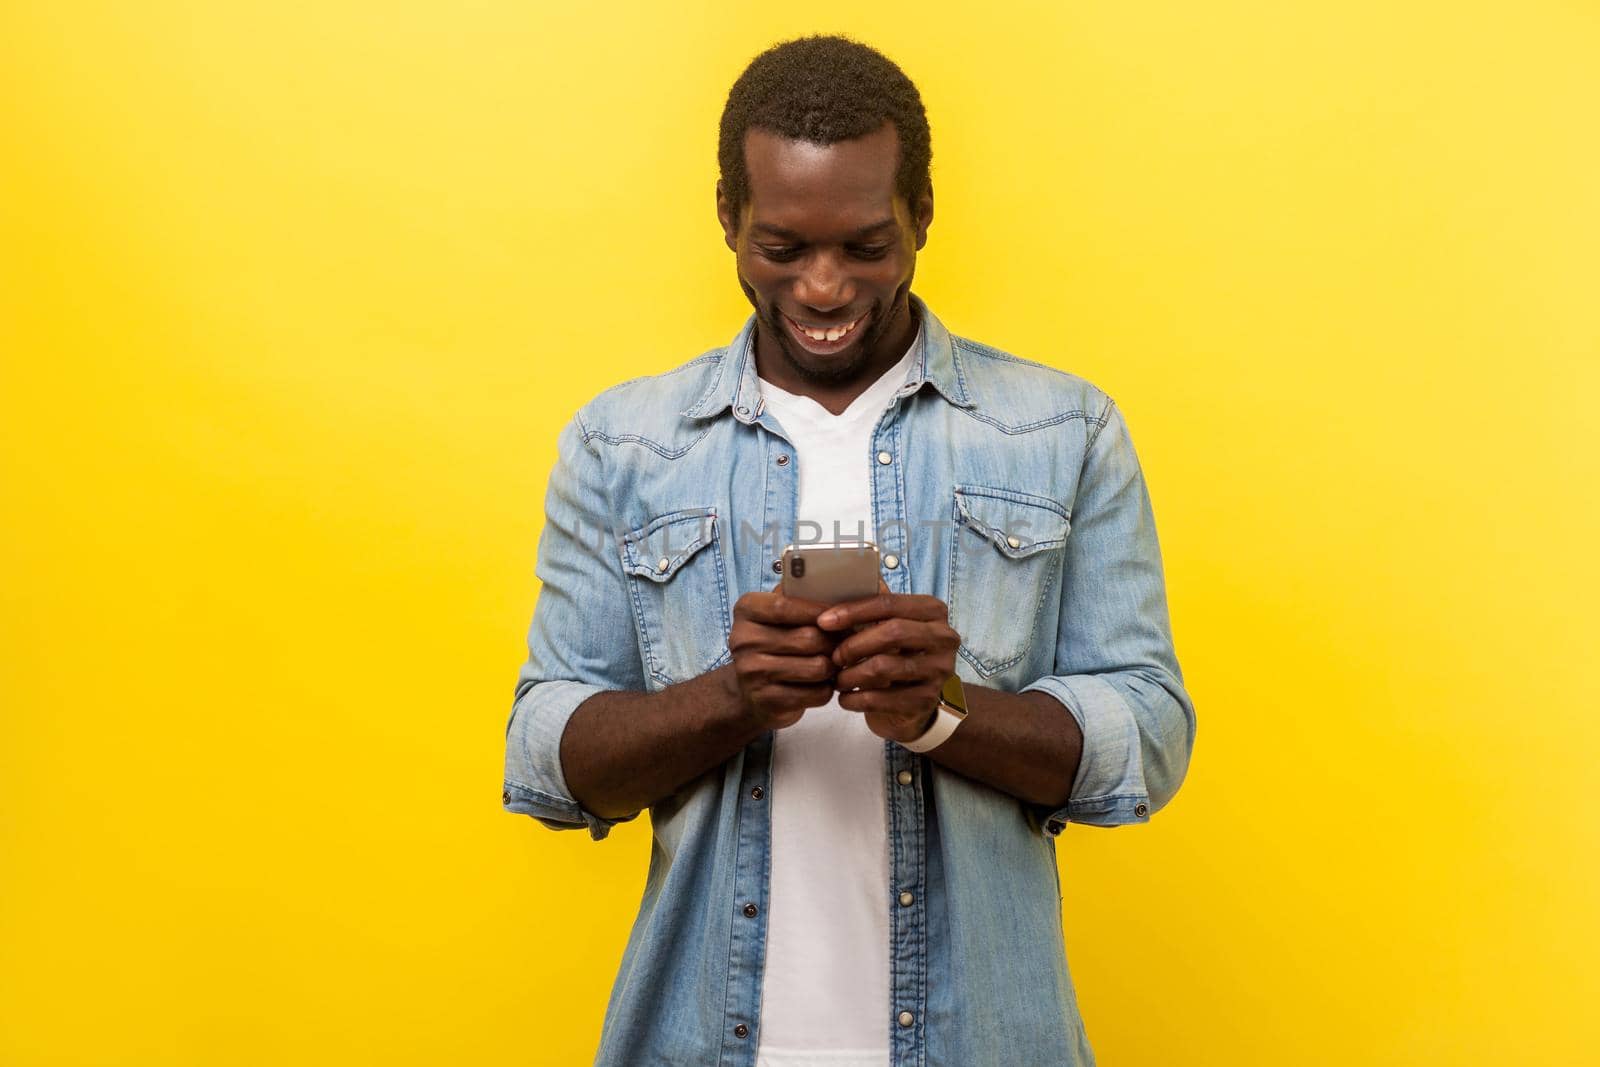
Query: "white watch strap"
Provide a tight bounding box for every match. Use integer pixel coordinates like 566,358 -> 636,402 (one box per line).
900,702 -> 965,753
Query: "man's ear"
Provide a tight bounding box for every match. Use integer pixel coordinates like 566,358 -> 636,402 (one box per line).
913,182 -> 934,251
715,180 -> 739,252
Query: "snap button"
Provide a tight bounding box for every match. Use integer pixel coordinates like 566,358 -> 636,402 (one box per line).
750,786 -> 764,800
1135,802 -> 1149,818
1047,819 -> 1065,836
876,450 -> 892,465
775,454 -> 789,466
656,557 -> 669,573
1006,535 -> 1021,549
735,405 -> 749,417
896,770 -> 913,786
883,553 -> 899,570
734,1023 -> 749,1039
743,903 -> 758,918
501,790 -> 510,804
771,559 -> 782,573
898,1011 -> 914,1027
899,891 -> 914,907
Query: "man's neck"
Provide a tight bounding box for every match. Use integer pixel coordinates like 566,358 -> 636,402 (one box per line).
754,300 -> 920,416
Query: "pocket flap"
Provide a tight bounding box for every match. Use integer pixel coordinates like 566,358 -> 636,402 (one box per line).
620,508 -> 719,582
953,486 -> 1070,559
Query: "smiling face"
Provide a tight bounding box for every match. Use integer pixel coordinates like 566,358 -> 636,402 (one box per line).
717,122 -> 933,408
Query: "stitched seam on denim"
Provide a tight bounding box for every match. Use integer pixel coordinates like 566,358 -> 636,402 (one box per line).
1033,549 -> 1065,674
948,334 -> 972,405
949,485 -> 1068,675
887,415 -> 907,590
502,780 -> 582,817
953,484 -> 1072,521
692,330 -> 751,424
951,526 -> 1061,677
710,532 -> 732,666
953,489 -> 1071,555
715,742 -> 747,1067
592,351 -> 721,401
957,521 -> 1065,558
889,742 -> 915,1062
510,689 -> 577,810
1085,395 -> 1115,452
753,736 -> 775,1063
624,564 -> 666,688
513,701 -> 539,801
581,424 -> 714,460
915,754 -> 928,1067
888,739 -> 903,1058
621,509 -> 717,577
1066,793 -> 1148,810
617,511 -> 667,687
956,406 -> 1098,435
623,515 -> 729,688
946,339 -> 1109,427
951,336 -> 1080,375
677,528 -> 731,684
682,351 -> 727,417
949,533 -> 1028,677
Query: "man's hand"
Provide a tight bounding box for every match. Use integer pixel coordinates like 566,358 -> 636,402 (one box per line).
725,586 -> 842,731
816,580 -> 962,744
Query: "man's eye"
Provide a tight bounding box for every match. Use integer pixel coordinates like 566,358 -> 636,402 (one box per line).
849,245 -> 892,259
758,246 -> 802,262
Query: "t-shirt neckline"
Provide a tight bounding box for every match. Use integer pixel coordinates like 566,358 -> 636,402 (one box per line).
757,323 -> 923,424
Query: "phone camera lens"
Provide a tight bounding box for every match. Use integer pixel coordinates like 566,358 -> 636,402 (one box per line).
790,557 -> 806,578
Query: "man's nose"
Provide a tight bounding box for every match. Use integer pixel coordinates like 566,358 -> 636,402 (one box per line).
794,252 -> 854,312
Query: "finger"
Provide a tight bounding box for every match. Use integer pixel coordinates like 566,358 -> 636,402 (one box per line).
836,652 -> 933,691
735,588 -> 831,627
729,620 -> 838,657
837,681 -> 941,716
757,681 -> 838,711
833,618 -> 959,667
816,592 -> 949,631
769,583 -> 834,617
740,651 -> 837,685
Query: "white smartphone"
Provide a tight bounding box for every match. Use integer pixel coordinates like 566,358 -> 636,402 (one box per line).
779,542 -> 881,604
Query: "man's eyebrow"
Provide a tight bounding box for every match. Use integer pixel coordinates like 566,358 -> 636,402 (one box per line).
750,219 -> 898,241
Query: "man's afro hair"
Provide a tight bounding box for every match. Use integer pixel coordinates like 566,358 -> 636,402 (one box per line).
718,35 -> 932,221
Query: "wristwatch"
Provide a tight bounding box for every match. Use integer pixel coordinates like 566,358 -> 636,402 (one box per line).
900,674 -> 969,753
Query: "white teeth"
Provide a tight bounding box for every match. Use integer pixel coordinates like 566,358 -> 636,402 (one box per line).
797,315 -> 860,343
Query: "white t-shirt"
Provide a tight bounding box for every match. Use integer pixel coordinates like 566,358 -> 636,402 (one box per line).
753,330 -> 921,1067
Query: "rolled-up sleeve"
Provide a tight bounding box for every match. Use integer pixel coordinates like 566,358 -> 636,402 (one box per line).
503,413 -> 647,840
1021,395 -> 1197,834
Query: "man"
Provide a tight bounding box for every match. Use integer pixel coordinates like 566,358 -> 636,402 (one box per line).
503,34 -> 1195,1067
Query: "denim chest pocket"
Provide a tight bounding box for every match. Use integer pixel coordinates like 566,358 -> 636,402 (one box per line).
620,507 -> 733,689
947,486 -> 1071,678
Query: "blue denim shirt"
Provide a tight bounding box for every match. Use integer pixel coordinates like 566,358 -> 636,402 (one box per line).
503,294 -> 1196,1066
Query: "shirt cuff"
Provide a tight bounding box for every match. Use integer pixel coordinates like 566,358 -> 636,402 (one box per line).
503,678 -> 641,841
1020,674 -> 1153,834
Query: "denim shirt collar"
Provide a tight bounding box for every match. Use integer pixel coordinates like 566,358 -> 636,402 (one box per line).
679,292 -> 974,423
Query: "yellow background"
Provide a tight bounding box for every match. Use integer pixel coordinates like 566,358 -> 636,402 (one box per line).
3,2 -> 1596,1063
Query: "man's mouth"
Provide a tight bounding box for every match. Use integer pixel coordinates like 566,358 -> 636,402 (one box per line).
781,310 -> 868,355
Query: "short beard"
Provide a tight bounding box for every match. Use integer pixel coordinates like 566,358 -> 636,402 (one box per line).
741,276 -> 913,387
